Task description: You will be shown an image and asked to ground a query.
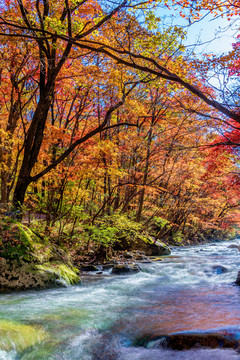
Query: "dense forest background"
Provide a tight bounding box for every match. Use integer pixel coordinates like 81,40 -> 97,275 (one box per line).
0,0 -> 240,258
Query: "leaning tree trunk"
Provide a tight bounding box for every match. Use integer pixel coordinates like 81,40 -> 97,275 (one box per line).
12,93 -> 53,210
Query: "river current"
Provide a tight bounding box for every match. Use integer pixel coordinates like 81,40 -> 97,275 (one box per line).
1,240 -> 240,359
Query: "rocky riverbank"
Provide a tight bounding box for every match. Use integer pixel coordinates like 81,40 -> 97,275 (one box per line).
0,215 -> 172,291
1,214 -> 240,291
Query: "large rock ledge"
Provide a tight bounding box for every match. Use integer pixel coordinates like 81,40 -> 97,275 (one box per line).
132,238 -> 171,256
0,258 -> 80,291
135,332 -> 239,350
0,216 -> 80,291
114,234 -> 171,256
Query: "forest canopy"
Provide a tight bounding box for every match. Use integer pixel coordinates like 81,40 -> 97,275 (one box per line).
0,0 -> 239,246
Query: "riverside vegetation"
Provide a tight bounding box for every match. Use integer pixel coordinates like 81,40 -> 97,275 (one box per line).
0,207 -> 239,291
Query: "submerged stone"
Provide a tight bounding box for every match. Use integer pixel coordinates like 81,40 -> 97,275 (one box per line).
212,265 -> 228,274
0,320 -> 47,352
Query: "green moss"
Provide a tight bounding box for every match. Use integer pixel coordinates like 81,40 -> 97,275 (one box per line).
0,217 -> 30,261
0,320 -> 47,352
157,240 -> 170,248
0,216 -> 81,290
173,230 -> 184,244
153,216 -> 170,227
17,223 -> 54,263
0,217 -> 47,261
18,224 -> 34,246
36,263 -> 80,286
138,234 -> 154,245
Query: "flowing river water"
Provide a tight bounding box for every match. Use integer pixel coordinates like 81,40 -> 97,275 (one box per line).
1,240 -> 240,359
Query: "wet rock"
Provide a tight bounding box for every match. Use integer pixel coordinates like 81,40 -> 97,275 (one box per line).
111,264 -> 141,275
80,265 -> 99,272
165,333 -> 238,350
228,244 -> 239,249
235,271 -> 240,285
212,265 -> 228,274
148,241 -> 171,256
137,332 -> 239,350
0,320 -> 47,351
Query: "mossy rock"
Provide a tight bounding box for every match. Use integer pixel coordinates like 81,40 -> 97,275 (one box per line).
36,263 -> 80,286
0,320 -> 47,352
113,229 -> 171,256
131,235 -> 171,256
0,258 -> 80,290
0,216 -> 81,290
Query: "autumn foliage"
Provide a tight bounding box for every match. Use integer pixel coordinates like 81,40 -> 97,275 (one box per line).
0,0 -> 239,247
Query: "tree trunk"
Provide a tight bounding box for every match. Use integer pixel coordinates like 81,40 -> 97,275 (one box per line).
136,119 -> 153,222
12,175 -> 31,209
12,94 -> 52,209
1,171 -> 8,203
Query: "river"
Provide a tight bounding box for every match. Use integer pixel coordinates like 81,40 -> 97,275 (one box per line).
1,240 -> 240,359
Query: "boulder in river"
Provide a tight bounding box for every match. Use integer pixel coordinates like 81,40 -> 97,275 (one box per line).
235,271 -> 240,286
136,332 -> 239,350
80,264 -> 99,272
211,265 -> 228,274
228,244 -> 239,249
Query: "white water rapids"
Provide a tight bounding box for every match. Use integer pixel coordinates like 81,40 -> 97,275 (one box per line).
1,239 -> 240,359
